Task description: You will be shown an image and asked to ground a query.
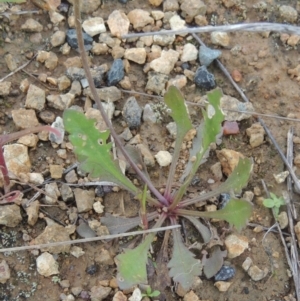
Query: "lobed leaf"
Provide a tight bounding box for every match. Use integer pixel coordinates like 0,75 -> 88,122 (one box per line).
203,246 -> 227,279
63,109 -> 137,194
168,228 -> 202,290
116,234 -> 154,289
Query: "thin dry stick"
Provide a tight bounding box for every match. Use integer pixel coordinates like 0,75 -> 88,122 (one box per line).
123,23 -> 300,39
192,33 -> 300,193
0,225 -> 181,253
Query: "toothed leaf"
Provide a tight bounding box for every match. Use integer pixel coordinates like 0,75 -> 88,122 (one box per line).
63,109 -> 137,194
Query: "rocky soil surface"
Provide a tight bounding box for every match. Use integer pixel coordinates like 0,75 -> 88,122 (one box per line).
1,0 -> 300,300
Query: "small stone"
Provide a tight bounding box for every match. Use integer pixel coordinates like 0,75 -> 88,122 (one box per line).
128,288 -> 142,301
279,5 -> 298,23
57,75 -> 71,91
150,49 -> 179,74
49,165 -> 64,179
107,10 -> 130,37
92,42 -> 109,55
25,84 -> 45,111
155,150 -> 172,167
169,14 -> 186,36
273,171 -> 289,184
36,252 -> 59,276
194,14 -> 208,26
67,29 -> 93,51
214,266 -> 236,281
65,170 -> 78,183
64,57 -> 82,69
225,234 -> 249,258
294,222 -> 300,248
287,34 -> 300,47
146,71 -> 169,94
222,0 -> 239,8
243,191 -> 254,202
50,30 -> 66,47
45,52 -> 58,70
210,162 -> 223,181
95,248 -> 114,265
163,0 -> 179,12
167,75 -> 187,90
278,211 -> 288,229
183,290 -> 199,301
66,67 -> 85,81
153,32 -> 176,46
93,201 -> 104,214
29,173 -> 44,185
143,104 -> 157,123
242,257 -> 253,271
90,285 -> 112,301
74,188 -> 95,213
5,53 -> 17,71
26,200 -> 40,226
181,0 -> 207,18
123,96 -> 142,129
181,43 -> 198,62
211,32 -> 230,47
39,110 -> 56,123
136,144 -> 155,167
194,66 -> 215,90
119,76 -> 131,89
248,265 -> 268,281
107,59 -> 124,86
231,69 -> 242,82
49,10 -> 65,24
47,93 -> 75,110
60,184 -> 74,202
49,116 -> 65,144
127,9 -> 154,29
246,123 -> 265,148
199,45 -> 222,67
216,149 -> 244,176
17,134 -> 39,148
149,0 -> 163,6
21,18 -> 43,32
111,46 -> 125,59
12,108 -> 39,129
20,78 -> 30,93
44,182 -> 60,205
124,48 -> 147,64
70,246 -> 85,258
0,204 -> 22,227
151,10 -> 165,20
0,81 -> 11,96
99,33 -> 117,48
113,291 -> 127,301
214,281 -> 232,292
60,280 -> 70,288
82,17 -> 106,37
0,260 -> 10,284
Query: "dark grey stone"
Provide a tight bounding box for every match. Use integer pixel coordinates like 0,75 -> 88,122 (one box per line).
118,0 -> 128,3
194,66 -> 215,90
66,29 -> 93,51
65,67 -> 86,81
107,59 -> 124,86
214,266 -> 236,281
123,96 -> 142,129
199,45 -> 221,67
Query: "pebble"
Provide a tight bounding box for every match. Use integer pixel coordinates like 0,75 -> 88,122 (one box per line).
145,71 -> 169,94
113,291 -> 127,301
12,108 -> 39,129
29,172 -> 44,185
194,66 -> 215,90
214,266 -> 236,281
242,257 -> 253,271
107,59 -> 125,86
44,182 -> 60,205
50,30 -> 66,47
180,0 -> 207,18
36,252 -> 59,277
150,49 -> 179,74
49,11 -> 65,24
77,223 -> 96,238
21,18 -> 43,32
4,54 -> 17,71
155,150 -> 172,167
210,162 -> 223,181
0,260 -> 10,284
90,285 -> 112,301
128,288 -> 142,301
25,84 -> 45,111
169,14 -> 186,36
136,144 -> 155,166
65,170 -> 78,183
47,93 -> 75,110
223,121 -> 239,135
25,200 -> 40,226
92,42 -> 109,55
143,104 -> 157,123
181,43 -> 198,62
124,48 -> 147,64
248,265 -> 268,281
0,81 -> 11,96
222,0 -> 239,8
17,133 -> 39,148
246,123 -> 265,148
225,234 -> 249,258
95,248 -> 114,265
82,17 -> 106,37
211,31 -> 230,47
107,10 -> 130,37
167,75 -> 187,90
93,201 -> 104,214
49,116 -> 65,144
279,5 -> 298,23
127,9 -> 154,29
199,45 -> 221,67
151,10 -> 164,20
273,171 -> 289,184
60,183 -> 74,202
70,246 -> 85,258
50,165 -> 63,179
153,32 -> 176,46
277,211 -> 288,229
0,204 -> 22,227
294,222 -> 300,248
231,69 -> 242,82
123,96 -> 142,129
216,148 -> 244,176
74,188 -> 95,213
183,290 -> 199,301
163,0 -> 179,12
57,75 -> 71,91
214,281 -> 232,292
66,29 -> 93,51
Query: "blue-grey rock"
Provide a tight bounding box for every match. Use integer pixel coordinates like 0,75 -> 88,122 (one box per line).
123,96 -> 142,129
145,71 -> 169,95
107,59 -> 124,86
66,29 -> 93,51
194,66 -> 215,90
219,193 -> 231,209
118,0 -> 128,3
66,67 -> 86,81
199,45 -> 221,67
181,62 -> 190,70
214,266 -> 236,281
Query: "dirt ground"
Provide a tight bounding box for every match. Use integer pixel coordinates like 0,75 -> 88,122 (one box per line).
1,0 -> 300,300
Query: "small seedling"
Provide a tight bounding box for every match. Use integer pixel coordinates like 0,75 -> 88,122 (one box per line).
263,192 -> 285,218
141,286 -> 160,298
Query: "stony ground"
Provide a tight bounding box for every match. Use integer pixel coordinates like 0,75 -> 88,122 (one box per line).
1,0 -> 300,300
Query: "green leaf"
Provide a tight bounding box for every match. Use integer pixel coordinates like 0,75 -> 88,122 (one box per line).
168,228 -> 202,290
164,86 -> 192,139
63,109 -> 137,194
199,199 -> 252,231
263,199 -> 275,208
116,234 -> 154,289
183,216 -> 211,243
150,290 -> 161,297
